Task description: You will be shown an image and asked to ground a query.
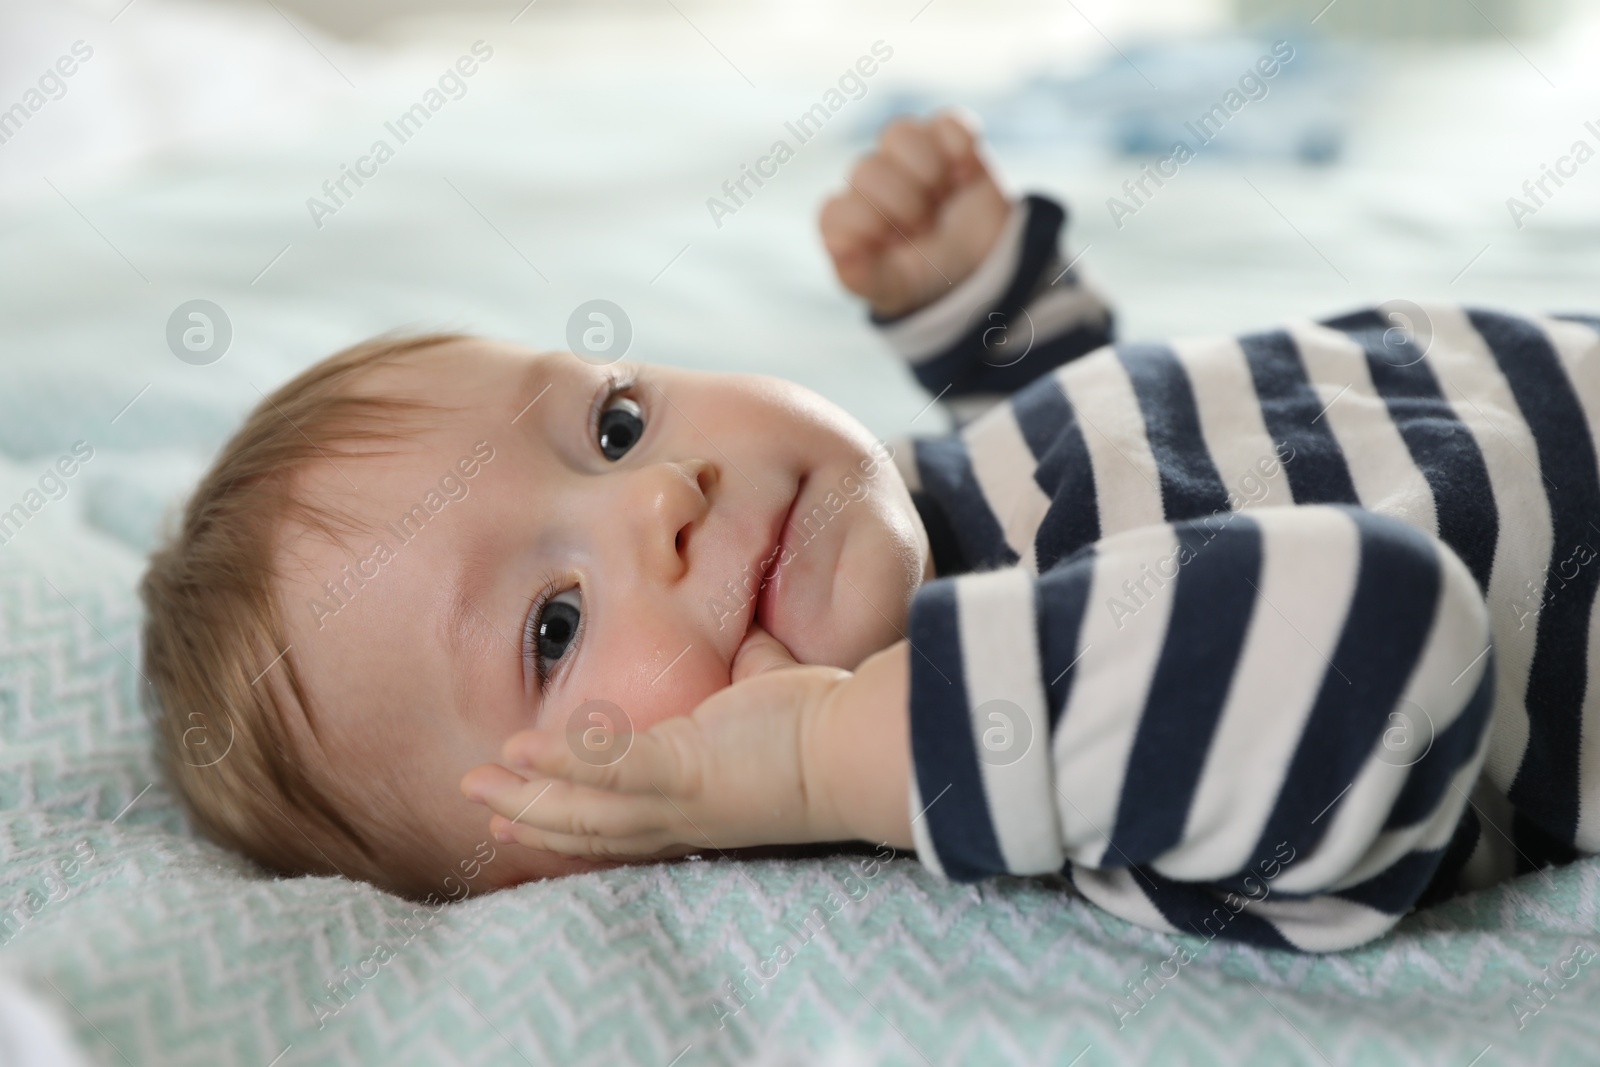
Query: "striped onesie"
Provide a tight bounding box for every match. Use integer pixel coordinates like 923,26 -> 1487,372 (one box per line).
878,193 -> 1600,951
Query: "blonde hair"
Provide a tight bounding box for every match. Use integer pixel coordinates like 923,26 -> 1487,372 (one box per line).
140,333 -> 466,898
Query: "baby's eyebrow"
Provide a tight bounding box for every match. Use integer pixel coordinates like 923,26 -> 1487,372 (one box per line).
509,356 -> 557,425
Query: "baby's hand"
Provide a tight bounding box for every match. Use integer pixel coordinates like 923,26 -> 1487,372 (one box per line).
820,110 -> 1011,319
461,627 -> 880,861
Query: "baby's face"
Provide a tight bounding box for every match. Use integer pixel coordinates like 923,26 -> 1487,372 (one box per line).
279,340 -> 929,892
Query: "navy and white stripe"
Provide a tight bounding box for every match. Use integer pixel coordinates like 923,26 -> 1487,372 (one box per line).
875,195 -> 1114,419
884,193 -> 1600,951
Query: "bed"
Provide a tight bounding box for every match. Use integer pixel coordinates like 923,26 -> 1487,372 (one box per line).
4,1 -> 1600,1063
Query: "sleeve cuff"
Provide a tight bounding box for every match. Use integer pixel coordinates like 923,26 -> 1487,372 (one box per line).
905,568 -> 1066,882
873,199 -> 1030,366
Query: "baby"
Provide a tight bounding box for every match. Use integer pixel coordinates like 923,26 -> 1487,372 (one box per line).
142,113 -> 1600,952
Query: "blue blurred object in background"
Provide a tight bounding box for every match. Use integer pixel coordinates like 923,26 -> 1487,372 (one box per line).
864,32 -> 1366,166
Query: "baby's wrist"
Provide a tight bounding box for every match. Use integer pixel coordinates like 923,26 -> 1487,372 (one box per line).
808,642 -> 915,849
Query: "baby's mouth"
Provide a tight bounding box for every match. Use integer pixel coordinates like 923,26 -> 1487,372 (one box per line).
752,475 -> 807,638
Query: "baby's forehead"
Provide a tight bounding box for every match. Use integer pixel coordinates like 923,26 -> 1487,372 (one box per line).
363,337 -> 551,406
331,339 -> 558,465
277,342 -> 536,541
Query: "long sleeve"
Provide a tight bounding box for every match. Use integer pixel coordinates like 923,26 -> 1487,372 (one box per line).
870,202 -> 1600,947
873,193 -> 1113,426
904,504 -> 1496,952
876,192 -> 1111,577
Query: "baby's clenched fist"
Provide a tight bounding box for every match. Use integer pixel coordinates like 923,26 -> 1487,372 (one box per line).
820,110 -> 1011,319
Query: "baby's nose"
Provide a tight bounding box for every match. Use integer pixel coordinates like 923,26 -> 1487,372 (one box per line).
626,459 -> 714,580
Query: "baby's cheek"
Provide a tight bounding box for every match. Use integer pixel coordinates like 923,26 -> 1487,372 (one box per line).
620,644 -> 732,732
572,602 -> 735,734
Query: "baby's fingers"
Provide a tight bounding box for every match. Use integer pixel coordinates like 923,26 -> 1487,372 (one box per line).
930,110 -> 982,180
488,813 -> 695,861
879,116 -> 950,193
819,189 -> 890,262
847,153 -> 933,233
462,763 -> 671,839
499,719 -> 703,798
731,622 -> 801,681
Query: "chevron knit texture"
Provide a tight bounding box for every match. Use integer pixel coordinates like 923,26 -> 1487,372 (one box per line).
2,481 -> 1599,1067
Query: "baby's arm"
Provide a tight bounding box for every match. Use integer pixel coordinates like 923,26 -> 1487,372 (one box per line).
824,112 -> 1113,422
900,505 -> 1497,950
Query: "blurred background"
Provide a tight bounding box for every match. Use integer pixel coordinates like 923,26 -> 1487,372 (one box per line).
1,0 -> 1598,547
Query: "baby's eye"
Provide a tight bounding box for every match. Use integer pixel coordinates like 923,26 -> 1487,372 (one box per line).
597,395 -> 644,461
528,588 -> 582,684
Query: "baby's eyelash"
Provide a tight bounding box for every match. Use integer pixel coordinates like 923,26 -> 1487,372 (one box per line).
589,368 -> 640,440
522,570 -> 566,692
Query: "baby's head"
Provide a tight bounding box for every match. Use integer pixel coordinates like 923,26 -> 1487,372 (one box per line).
141,335 -> 930,898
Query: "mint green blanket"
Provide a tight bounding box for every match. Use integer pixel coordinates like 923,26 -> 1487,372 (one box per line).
2,511 -> 1597,1066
